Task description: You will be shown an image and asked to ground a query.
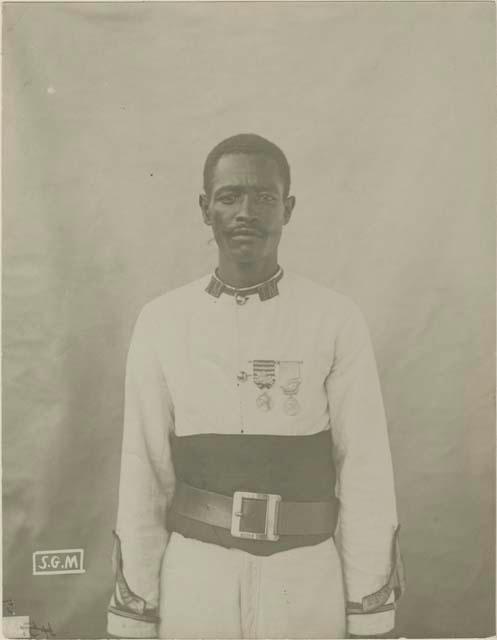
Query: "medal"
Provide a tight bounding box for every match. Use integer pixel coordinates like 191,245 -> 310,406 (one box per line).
256,392 -> 273,412
279,361 -> 303,416
252,360 -> 276,411
283,395 -> 300,416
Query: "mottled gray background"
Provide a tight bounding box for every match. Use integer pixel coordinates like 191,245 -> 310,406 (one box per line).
3,2 -> 495,638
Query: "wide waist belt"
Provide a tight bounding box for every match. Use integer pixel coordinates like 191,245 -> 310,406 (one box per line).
170,481 -> 339,542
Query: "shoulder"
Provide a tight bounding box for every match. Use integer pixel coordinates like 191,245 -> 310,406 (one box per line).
135,274 -> 211,328
286,271 -> 363,322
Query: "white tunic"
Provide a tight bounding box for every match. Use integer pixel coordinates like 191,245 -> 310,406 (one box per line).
107,270 -> 403,638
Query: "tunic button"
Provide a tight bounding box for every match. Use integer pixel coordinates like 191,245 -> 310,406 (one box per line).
237,371 -> 248,382
235,293 -> 248,305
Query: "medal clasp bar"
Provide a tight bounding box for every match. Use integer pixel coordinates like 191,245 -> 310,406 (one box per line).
231,491 -> 281,541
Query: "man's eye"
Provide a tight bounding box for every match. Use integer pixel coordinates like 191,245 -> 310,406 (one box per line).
218,194 -> 237,204
257,193 -> 276,204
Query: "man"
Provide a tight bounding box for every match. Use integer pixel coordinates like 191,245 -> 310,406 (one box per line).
107,133 -> 404,639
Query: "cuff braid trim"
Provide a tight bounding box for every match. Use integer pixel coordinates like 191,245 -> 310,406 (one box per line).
110,530 -> 160,624
347,602 -> 395,615
346,524 -> 405,615
108,605 -> 160,624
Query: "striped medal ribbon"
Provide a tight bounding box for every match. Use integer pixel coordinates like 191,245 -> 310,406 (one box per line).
252,360 -> 276,412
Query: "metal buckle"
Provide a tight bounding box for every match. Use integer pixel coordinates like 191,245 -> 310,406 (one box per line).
231,491 -> 281,541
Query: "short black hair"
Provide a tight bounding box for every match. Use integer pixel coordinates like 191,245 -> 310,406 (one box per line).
203,133 -> 291,197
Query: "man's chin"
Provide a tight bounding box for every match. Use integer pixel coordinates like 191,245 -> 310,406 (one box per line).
217,236 -> 273,264
222,241 -> 263,262
232,248 -> 260,263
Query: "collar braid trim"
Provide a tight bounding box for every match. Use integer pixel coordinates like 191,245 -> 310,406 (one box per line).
205,267 -> 283,301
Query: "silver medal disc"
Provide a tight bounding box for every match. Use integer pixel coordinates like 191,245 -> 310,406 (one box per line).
256,392 -> 273,411
283,396 -> 300,416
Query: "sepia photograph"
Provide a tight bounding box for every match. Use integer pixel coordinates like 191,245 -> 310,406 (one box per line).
3,2 -> 495,639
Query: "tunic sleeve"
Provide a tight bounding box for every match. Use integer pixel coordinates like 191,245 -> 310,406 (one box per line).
107,304 -> 176,638
325,301 -> 405,636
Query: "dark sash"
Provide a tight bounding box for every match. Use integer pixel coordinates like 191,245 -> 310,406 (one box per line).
168,430 -> 338,556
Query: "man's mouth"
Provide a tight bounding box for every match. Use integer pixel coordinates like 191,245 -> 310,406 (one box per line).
230,227 -> 262,238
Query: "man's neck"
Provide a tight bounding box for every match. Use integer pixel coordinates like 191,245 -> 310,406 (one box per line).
217,255 -> 279,289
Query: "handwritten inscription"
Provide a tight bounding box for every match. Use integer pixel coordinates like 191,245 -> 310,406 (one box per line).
3,599 -> 16,616
21,620 -> 56,638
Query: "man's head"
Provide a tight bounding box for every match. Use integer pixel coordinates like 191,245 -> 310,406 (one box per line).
199,133 -> 296,267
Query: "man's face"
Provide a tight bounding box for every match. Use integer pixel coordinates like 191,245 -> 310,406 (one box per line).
200,153 -> 295,265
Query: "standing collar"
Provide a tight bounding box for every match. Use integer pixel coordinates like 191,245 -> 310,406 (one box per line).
205,266 -> 284,302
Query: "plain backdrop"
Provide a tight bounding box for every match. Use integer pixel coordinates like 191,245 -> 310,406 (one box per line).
3,2 -> 495,638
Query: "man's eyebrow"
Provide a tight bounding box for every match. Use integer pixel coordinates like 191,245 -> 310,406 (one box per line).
214,186 -> 243,196
254,186 -> 279,194
214,185 -> 279,196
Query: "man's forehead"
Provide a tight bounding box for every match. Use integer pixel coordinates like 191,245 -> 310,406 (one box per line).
211,153 -> 283,189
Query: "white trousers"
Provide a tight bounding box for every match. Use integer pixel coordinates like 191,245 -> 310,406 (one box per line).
159,532 -> 346,639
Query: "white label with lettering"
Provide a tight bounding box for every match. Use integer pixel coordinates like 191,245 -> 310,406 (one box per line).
32,548 -> 85,575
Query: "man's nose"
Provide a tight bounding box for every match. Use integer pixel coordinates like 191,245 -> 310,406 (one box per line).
235,195 -> 257,222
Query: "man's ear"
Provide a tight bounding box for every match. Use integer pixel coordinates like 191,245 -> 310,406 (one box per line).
283,196 -> 296,225
199,193 -> 212,225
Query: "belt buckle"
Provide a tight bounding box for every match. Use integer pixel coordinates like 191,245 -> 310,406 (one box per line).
231,491 -> 281,541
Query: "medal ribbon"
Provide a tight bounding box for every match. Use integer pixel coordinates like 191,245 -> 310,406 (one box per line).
252,360 -> 276,389
279,361 -> 302,395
